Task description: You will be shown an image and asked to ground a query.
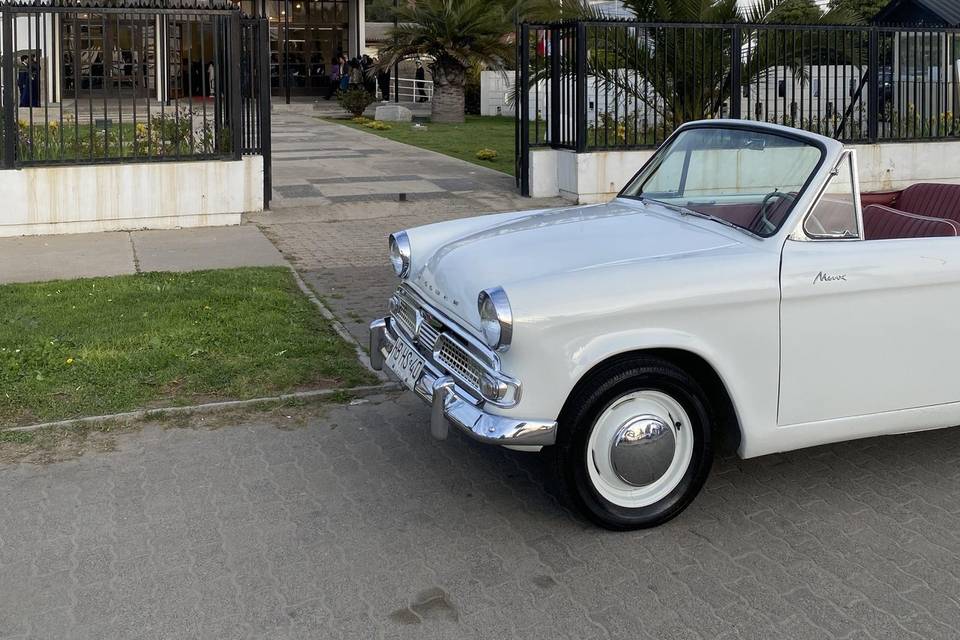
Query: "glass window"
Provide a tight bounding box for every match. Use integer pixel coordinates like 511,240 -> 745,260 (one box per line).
804,152 -> 860,240
620,127 -> 823,238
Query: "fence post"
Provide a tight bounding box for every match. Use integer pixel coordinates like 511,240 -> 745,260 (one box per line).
549,27 -> 561,148
229,12 -> 243,161
519,22 -> 530,197
1,7 -> 16,169
729,25 -> 742,120
575,22 -> 587,153
258,17 -> 272,208
867,27 -> 879,143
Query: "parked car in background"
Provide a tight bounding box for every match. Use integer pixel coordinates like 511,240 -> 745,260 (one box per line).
371,119 -> 960,530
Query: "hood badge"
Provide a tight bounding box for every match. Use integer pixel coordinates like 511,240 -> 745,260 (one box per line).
416,275 -> 461,306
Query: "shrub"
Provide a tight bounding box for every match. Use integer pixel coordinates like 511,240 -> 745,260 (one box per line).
364,120 -> 392,131
337,87 -> 376,118
352,116 -> 372,125
475,148 -> 498,161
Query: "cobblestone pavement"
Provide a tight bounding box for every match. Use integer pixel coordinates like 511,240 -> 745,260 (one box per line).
6,394 -> 960,639
248,112 -> 568,344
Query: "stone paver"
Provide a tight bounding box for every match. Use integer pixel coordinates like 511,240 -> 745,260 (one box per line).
250,112 -> 568,344
5,394 -> 960,639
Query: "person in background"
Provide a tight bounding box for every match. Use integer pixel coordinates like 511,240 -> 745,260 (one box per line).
376,58 -> 391,102
415,59 -> 427,103
338,55 -> 350,92
326,54 -> 340,99
348,57 -> 362,88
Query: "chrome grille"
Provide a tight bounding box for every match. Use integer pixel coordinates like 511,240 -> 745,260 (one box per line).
394,296 -> 440,351
436,336 -> 482,388
391,287 -> 490,396
418,321 -> 440,351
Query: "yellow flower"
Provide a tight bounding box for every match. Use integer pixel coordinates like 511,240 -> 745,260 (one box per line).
66,358 -> 74,365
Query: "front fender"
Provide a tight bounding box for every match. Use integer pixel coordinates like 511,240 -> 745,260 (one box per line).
490,311 -> 779,460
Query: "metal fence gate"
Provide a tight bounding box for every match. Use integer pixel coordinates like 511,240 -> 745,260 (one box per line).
0,0 -> 271,207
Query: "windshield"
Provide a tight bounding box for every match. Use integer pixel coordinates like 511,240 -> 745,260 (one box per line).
620,127 -> 824,238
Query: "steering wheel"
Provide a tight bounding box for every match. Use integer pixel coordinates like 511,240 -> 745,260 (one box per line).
755,191 -> 796,235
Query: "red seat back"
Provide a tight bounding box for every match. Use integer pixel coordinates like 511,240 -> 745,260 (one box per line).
863,204 -> 960,240
896,184 -> 960,222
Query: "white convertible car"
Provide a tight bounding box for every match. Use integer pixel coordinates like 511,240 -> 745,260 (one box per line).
370,119 -> 960,530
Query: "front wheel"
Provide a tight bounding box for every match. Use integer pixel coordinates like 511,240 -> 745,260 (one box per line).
555,357 -> 714,530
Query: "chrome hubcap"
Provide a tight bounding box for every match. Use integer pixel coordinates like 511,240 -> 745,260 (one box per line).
610,415 -> 676,487
587,390 -> 693,509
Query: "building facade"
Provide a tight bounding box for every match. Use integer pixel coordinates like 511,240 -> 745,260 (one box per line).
0,0 -> 365,104
239,0 -> 365,97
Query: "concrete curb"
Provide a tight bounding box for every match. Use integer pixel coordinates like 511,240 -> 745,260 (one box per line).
286,266 -> 389,382
1,382 -> 401,434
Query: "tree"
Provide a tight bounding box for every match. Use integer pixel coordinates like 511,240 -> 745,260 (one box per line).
829,0 -> 889,21
378,0 -> 514,123
365,0 -> 396,22
522,0 -> 861,129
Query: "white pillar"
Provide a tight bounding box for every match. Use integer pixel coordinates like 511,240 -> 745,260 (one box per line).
348,0 -> 365,58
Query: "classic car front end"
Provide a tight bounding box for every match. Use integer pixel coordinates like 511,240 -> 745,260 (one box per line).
369,119 -> 942,530
369,280 -> 558,447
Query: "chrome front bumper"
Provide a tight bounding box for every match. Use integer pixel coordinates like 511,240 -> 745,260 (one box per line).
369,317 -> 557,446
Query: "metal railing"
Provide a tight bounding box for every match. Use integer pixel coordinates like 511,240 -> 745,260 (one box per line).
0,0 -> 271,204
393,76 -> 433,103
516,21 -> 960,194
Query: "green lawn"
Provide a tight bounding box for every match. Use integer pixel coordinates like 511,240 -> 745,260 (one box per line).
0,267 -> 375,426
329,115 -> 517,176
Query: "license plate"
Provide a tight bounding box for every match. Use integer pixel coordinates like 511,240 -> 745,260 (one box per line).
385,338 -> 425,391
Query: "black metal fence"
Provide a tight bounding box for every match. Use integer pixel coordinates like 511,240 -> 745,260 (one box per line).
0,0 -> 271,205
517,21 -> 960,193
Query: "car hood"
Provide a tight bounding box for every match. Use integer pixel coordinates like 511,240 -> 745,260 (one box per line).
410,199 -> 747,328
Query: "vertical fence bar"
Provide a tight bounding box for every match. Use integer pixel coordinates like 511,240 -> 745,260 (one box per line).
549,27 -> 560,149
257,17 -> 272,207
519,22 -> 530,197
868,26 -> 879,142
730,25 -> 742,120
1,7 -> 14,168
229,11 -> 242,160
575,22 -> 587,153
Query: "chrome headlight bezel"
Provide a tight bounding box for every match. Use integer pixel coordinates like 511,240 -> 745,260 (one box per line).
389,231 -> 411,278
478,287 -> 513,352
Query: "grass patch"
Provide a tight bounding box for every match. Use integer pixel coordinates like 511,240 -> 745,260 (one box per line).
326,115 -> 517,176
0,267 -> 375,426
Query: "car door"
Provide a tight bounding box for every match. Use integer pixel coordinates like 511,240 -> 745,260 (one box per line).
779,152 -> 960,426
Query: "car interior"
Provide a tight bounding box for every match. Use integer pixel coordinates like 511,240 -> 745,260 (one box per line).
860,183 -> 960,240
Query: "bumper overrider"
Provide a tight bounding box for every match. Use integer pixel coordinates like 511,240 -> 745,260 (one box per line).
369,315 -> 557,446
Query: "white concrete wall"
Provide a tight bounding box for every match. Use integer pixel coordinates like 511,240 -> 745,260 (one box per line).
0,156 -> 263,237
480,71 -> 515,117
530,141 -> 960,204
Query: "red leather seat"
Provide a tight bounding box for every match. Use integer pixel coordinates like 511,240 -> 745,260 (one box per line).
895,184 -> 960,223
863,204 -> 960,240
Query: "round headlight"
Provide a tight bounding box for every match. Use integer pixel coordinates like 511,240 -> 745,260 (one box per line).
388,231 -> 411,278
478,287 -> 513,352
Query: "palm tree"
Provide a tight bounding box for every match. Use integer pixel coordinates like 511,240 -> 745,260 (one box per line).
523,0 -> 860,131
378,0 -> 515,123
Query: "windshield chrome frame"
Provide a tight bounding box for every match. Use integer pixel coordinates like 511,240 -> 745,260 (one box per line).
617,122 -> 829,239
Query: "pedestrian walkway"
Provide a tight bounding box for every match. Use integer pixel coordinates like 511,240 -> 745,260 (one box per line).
250,112 -> 569,344
0,226 -> 287,284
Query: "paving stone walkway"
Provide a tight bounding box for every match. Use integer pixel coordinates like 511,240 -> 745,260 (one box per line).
5,394 -> 960,639
248,112 -> 568,344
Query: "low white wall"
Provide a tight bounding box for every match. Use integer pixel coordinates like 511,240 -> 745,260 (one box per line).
531,140 -> 960,204
0,156 -> 263,237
